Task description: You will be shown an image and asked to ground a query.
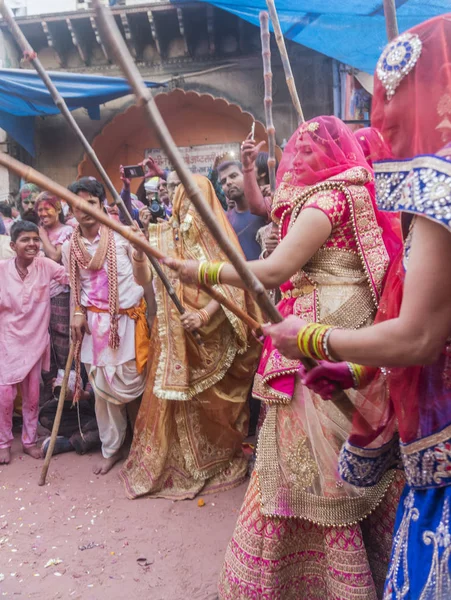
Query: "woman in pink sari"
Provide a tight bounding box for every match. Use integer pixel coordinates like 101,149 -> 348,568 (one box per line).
35,192 -> 73,380
166,115 -> 402,599
355,127 -> 393,167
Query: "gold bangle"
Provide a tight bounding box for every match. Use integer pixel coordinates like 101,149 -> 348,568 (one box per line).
216,263 -> 225,285
197,308 -> 210,326
74,311 -> 85,317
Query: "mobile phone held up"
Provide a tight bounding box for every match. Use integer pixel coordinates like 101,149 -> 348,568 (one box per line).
123,164 -> 145,179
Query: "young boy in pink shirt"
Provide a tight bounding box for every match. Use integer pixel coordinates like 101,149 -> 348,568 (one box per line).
0,221 -> 69,464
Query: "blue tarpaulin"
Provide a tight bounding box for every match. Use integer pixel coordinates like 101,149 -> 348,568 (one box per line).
0,69 -> 162,155
179,0 -> 449,74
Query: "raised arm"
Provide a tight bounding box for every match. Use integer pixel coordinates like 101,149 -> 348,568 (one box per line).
264,216 -> 451,369
167,205 -> 331,290
241,135 -> 271,219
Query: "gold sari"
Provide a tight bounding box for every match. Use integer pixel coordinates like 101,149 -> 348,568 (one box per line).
120,175 -> 262,500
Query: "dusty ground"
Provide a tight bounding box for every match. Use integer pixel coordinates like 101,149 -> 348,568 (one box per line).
0,436 -> 248,600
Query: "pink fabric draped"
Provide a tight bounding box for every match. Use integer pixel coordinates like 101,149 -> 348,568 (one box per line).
354,127 -> 393,167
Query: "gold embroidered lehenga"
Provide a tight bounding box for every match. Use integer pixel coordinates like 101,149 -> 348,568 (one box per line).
120,176 -> 262,500
218,116 -> 404,600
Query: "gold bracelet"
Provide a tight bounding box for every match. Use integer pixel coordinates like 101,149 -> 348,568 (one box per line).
216,263 -> 225,285
74,311 -> 85,317
197,308 -> 210,326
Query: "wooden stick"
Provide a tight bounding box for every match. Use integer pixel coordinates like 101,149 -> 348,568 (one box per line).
38,344 -> 75,486
383,0 -> 399,41
0,150 -> 267,343
260,12 -> 277,197
266,0 -> 304,123
201,284 -> 262,335
0,0 -> 192,337
0,152 -> 165,258
91,0 -> 360,424
0,150 -> 264,341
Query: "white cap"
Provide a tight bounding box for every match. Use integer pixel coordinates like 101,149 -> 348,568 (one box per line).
144,177 -> 159,193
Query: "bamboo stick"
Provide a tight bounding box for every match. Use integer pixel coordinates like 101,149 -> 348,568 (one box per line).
383,0 -> 399,41
91,0 -> 359,423
38,344 -> 75,486
0,151 -> 166,257
0,0 -> 194,335
266,0 -> 304,123
0,152 -> 272,345
0,151 -> 265,344
259,12 -> 277,197
201,284 -> 262,335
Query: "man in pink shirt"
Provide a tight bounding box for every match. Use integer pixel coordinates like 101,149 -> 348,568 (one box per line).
0,221 -> 69,464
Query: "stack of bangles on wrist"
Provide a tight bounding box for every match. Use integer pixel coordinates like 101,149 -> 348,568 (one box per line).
346,363 -> 377,389
132,251 -> 146,263
296,323 -> 336,362
196,308 -> 210,326
198,261 -> 226,286
296,324 -> 376,390
74,305 -> 86,318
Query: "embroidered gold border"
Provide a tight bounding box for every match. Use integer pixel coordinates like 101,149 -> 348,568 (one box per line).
374,154 -> 451,177
148,220 -> 241,401
401,422 -> 451,456
256,408 -> 396,526
344,438 -> 399,458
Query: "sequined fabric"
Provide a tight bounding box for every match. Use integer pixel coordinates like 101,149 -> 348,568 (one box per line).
383,486 -> 451,599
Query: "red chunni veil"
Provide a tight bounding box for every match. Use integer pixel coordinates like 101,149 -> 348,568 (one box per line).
348,13 -> 451,448
276,115 -> 401,265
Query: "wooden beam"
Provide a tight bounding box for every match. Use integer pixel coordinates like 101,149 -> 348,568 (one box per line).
66,18 -> 88,65
90,15 -> 111,62
206,5 -> 215,55
146,10 -> 161,57
41,20 -> 64,66
120,12 -> 138,57
176,8 -> 189,56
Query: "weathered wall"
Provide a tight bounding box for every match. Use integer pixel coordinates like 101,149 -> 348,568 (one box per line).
0,29 -> 21,198
32,45 -> 332,188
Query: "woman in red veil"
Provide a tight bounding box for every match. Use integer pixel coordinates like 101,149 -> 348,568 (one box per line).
166,115 -> 402,599
355,127 -> 393,166
259,14 -> 451,599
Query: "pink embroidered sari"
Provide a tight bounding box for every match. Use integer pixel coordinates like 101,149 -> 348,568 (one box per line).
218,116 -> 403,600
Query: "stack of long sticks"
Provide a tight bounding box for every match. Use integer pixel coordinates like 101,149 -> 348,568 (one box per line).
0,2 -> 356,423
259,12 -> 277,197
92,0 -> 282,325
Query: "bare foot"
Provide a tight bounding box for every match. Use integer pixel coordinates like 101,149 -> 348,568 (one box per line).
23,445 -> 42,460
92,452 -> 123,475
0,448 -> 11,464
